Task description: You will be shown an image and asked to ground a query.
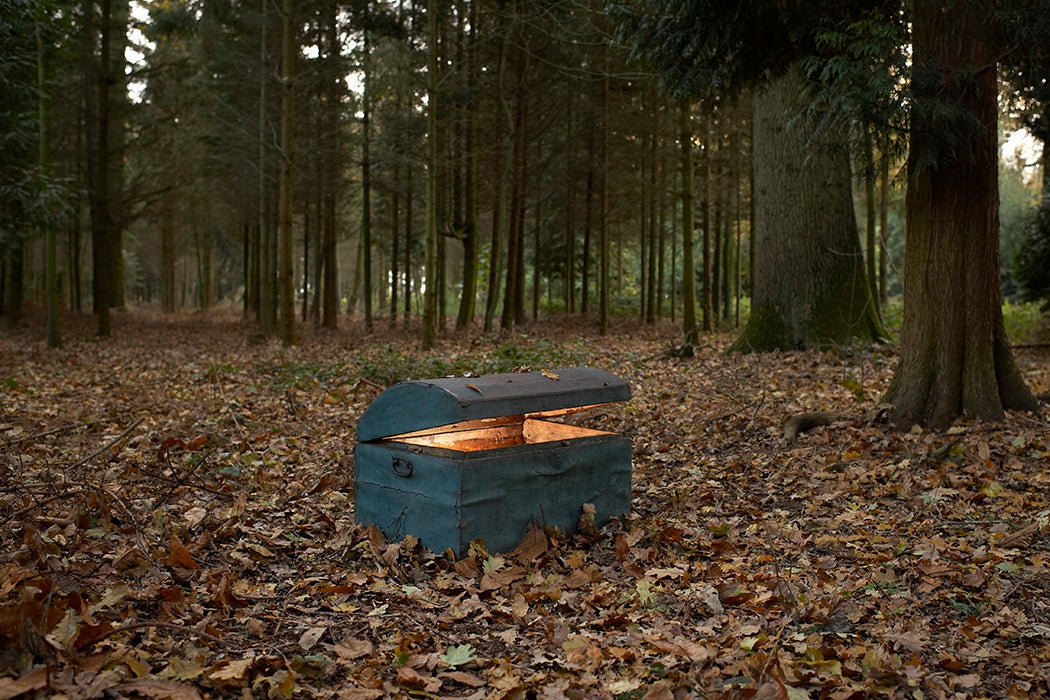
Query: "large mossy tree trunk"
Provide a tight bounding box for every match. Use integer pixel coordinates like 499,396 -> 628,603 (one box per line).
883,0 -> 1038,430
730,66 -> 884,352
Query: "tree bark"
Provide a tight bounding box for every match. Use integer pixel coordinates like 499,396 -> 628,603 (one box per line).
257,0 -> 276,334
454,0 -> 479,332
422,0 -> 439,349
277,0 -> 296,345
884,0 -> 1039,429
501,21 -> 529,331
878,149 -> 890,304
730,66 -> 884,352
404,169 -> 413,326
87,0 -> 113,337
321,0 -> 339,330
679,100 -> 697,336
38,28 -> 60,346
106,0 -> 129,310
863,129 -> 881,322
598,56 -> 610,335
701,112 -> 713,331
361,29 -> 373,332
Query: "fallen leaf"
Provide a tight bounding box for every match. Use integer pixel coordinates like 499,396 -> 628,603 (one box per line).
209,657 -> 254,681
334,638 -> 374,660
0,669 -> 49,700
168,536 -> 199,570
439,644 -> 477,667
115,680 -> 205,700
438,670 -> 485,687
298,626 -> 328,651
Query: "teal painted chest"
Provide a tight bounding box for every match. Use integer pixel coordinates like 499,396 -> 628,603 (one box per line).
353,367 -> 632,558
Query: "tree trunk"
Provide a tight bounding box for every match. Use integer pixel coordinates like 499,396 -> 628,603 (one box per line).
598,60 -> 610,335
301,197 -> 310,322
878,148 -> 890,305
883,0 -> 1038,429
161,196 -> 176,313
701,113 -> 713,331
404,169 -> 413,326
730,66 -> 884,352
277,0 -> 296,346
390,177 -> 400,327
4,243 -> 24,329
501,24 -> 529,331
257,0 -> 275,334
863,129 -> 882,321
321,0 -> 339,330
87,0 -> 112,337
310,169 -> 322,325
581,127 -> 594,315
679,100 -> 697,335
422,0 -> 439,349
454,0 -> 479,332
645,84 -> 658,324
565,90 -> 577,315
39,28 -> 61,346
106,0 -> 129,311
361,30 -> 373,332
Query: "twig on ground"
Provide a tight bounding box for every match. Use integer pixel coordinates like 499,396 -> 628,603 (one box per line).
72,417 -> 145,470
11,422 -> 93,446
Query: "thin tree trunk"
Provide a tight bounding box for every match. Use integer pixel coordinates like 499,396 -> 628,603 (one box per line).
454,0 -> 479,331
598,58 -> 610,335
361,30 -> 373,332
878,149 -> 890,304
257,0 -> 274,333
701,113 -> 713,332
680,100 -> 697,336
321,0 -> 339,330
390,177 -> 400,326
422,0 -> 439,349
645,93 -> 659,324
311,171 -> 322,325
301,197 -> 310,322
581,127 -> 594,315
107,0 -> 128,311
87,0 -> 112,337
277,0 -> 296,345
404,169 -> 413,326
501,25 -> 529,331
864,128 -> 882,321
39,28 -> 60,346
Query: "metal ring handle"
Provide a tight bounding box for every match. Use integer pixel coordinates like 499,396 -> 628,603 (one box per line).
392,457 -> 414,478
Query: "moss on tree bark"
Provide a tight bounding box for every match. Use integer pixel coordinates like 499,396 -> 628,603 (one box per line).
730,66 -> 886,353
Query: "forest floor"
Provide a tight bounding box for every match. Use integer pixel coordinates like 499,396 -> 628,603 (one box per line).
1,310 -> 1050,700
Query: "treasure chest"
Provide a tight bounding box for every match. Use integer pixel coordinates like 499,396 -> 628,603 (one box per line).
353,367 -> 632,557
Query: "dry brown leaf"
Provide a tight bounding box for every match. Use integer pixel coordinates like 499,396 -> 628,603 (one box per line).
334,637 -> 374,660
116,680 -> 205,700
209,657 -> 253,681
298,626 -> 328,651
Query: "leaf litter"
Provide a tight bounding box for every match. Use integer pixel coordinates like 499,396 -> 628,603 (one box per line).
1,312 -> 1049,698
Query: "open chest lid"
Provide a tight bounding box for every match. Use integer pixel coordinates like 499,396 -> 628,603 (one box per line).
355,366 -> 630,442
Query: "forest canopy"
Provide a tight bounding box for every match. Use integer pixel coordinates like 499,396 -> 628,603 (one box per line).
0,0 -> 1046,350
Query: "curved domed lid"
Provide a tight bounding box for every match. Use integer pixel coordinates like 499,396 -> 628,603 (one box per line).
356,367 -> 630,442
